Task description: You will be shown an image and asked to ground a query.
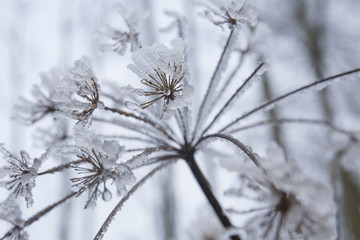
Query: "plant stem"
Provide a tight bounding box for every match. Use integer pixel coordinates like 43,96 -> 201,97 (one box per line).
192,28 -> 235,143
219,67 -> 360,133
185,154 -> 241,240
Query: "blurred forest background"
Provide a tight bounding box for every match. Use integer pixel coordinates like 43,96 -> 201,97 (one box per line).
1,0 -> 360,239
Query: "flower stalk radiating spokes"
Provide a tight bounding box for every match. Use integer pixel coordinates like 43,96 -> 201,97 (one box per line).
3,1 -> 360,239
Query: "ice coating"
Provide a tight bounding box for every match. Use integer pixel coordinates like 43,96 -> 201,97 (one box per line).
128,38 -> 193,117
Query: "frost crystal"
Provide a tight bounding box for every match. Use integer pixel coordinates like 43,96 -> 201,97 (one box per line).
0,146 -> 45,208
194,0 -> 258,29
52,59 -> 103,125
225,143 -> 336,240
128,39 -> 193,116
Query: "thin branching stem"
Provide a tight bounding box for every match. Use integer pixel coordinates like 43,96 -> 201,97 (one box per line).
228,118 -> 359,141
200,62 -> 265,138
184,154 -> 241,240
93,117 -> 175,148
24,192 -> 76,227
196,133 -> 262,169
177,109 -> 188,142
104,106 -> 177,143
219,68 -> 360,133
101,134 -> 159,145
216,53 -> 245,106
38,160 -> 85,176
93,162 -> 172,240
192,28 -> 235,143
139,155 -> 180,168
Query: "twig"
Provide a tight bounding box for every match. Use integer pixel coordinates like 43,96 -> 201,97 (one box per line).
93,162 -> 172,240
184,153 -> 241,240
200,62 -> 264,137
219,68 -> 360,133
192,28 -> 235,143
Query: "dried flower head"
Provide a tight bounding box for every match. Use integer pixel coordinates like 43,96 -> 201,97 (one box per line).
97,24 -> 140,55
97,0 -> 147,55
224,144 -> 336,239
71,140 -> 135,208
128,39 -> 193,114
13,68 -> 67,125
53,59 -> 103,125
0,146 -> 44,208
195,0 -> 258,29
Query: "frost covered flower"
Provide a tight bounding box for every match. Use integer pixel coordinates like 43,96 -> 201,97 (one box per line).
195,0 -> 258,29
224,143 -> 336,239
128,39 -> 193,114
98,24 -> 140,55
71,139 -> 135,208
0,145 -> 44,208
13,68 -> 66,125
53,59 -> 103,125
97,0 -> 147,55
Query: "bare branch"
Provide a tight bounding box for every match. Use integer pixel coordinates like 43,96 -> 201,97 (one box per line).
93,162 -> 171,240
219,68 -> 360,133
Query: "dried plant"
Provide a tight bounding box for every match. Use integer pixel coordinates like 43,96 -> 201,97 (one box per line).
1,0 -> 360,240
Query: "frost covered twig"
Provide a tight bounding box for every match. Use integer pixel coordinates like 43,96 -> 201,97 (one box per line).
200,62 -> 265,137
37,159 -> 85,176
192,28 -> 236,143
228,117 -> 360,141
220,68 -> 360,133
93,162 -> 172,240
196,133 -> 262,168
103,106 -> 178,143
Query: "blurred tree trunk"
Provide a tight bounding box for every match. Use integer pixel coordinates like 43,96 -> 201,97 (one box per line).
295,1 -> 360,239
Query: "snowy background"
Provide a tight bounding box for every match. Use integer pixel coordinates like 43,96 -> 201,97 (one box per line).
1,0 -> 360,239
